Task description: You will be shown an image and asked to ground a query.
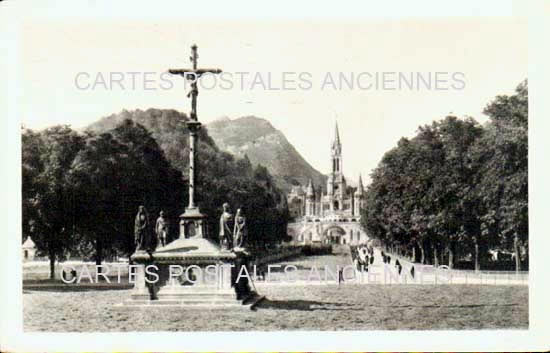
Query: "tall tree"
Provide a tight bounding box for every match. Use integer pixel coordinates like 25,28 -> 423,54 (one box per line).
362,81 -> 527,272
21,126 -> 85,279
69,120 -> 185,264
475,80 -> 528,271
429,116 -> 484,269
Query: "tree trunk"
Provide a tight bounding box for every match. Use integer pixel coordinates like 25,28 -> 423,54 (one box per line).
412,246 -> 416,262
418,241 -> 425,264
49,252 -> 56,280
514,233 -> 521,272
433,244 -> 439,267
474,238 -> 480,272
95,239 -> 103,274
448,245 -> 454,269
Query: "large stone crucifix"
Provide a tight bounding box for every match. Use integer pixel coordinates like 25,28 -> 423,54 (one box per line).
169,44 -> 222,238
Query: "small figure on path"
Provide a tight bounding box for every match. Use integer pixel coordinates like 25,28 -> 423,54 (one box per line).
219,202 -> 233,250
155,210 -> 168,248
354,257 -> 360,271
338,268 -> 344,285
233,208 -> 247,250
395,259 -> 402,275
358,246 -> 368,263
134,205 -> 150,251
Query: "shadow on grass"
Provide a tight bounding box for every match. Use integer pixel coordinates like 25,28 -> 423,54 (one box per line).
379,303 -> 523,308
255,298 -> 362,311
23,283 -> 132,292
255,298 -> 523,312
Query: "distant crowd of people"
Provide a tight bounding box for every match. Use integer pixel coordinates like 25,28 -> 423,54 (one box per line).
351,245 -> 374,272
351,245 -> 415,278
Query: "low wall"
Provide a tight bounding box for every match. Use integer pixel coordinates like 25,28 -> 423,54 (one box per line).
254,246 -> 304,265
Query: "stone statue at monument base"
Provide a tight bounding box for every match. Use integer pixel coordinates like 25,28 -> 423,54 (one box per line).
233,208 -> 247,251
126,200 -> 261,308
156,210 -> 168,248
134,205 -> 152,251
219,202 -> 233,251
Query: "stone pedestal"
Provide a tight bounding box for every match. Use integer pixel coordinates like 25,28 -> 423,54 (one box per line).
126,235 -> 262,308
179,207 -> 207,238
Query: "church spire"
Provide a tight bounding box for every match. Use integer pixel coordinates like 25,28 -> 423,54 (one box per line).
333,121 -> 341,150
355,174 -> 364,195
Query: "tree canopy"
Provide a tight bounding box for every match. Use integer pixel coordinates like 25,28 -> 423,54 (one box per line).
22,110 -> 289,278
362,81 -> 528,271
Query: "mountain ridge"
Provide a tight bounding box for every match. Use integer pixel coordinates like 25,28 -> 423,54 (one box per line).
206,115 -> 327,192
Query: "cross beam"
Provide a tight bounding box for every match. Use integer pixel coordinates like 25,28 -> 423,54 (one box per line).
169,44 -> 222,121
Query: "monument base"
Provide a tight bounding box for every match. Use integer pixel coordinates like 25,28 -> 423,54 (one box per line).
125,236 -> 262,309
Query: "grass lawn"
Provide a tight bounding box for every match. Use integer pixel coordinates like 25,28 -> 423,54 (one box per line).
23,283 -> 527,331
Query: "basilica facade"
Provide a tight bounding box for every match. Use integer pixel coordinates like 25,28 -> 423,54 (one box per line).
286,123 -> 368,245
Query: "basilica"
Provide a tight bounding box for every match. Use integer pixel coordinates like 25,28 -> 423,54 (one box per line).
286,123 -> 368,245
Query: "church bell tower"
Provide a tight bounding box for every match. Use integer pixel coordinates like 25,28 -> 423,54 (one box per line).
331,121 -> 342,174
327,122 -> 346,210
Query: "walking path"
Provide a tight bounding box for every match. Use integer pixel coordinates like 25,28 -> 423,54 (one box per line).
350,247 -> 528,286
254,246 -> 527,287
24,246 -> 528,289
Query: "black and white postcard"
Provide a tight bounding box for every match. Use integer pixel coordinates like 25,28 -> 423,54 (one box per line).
1,0 -> 549,351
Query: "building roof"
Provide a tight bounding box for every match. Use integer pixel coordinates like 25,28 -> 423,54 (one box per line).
22,236 -> 36,249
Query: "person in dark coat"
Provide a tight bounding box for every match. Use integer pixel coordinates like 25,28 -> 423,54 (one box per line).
395,259 -> 402,275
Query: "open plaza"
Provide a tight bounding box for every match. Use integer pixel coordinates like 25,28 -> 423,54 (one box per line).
23,246 -> 528,331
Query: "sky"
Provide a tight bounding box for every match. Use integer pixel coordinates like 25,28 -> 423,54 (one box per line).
19,17 -> 527,184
